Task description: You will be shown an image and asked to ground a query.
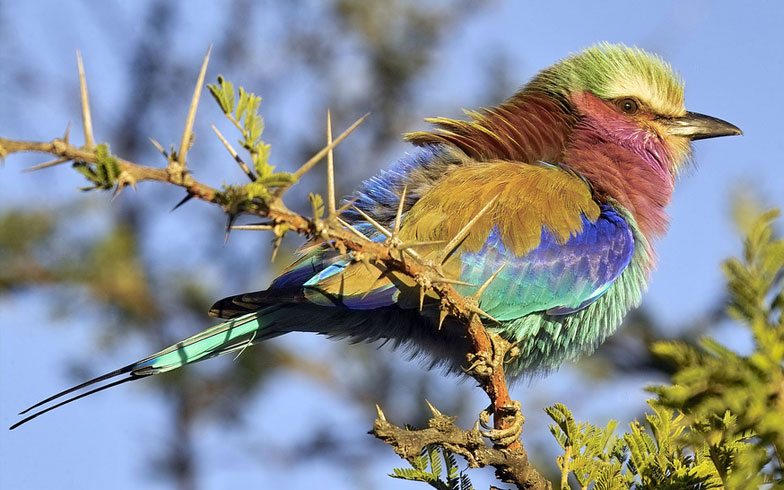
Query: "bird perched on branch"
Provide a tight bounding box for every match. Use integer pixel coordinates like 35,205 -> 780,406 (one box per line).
12,43 -> 741,428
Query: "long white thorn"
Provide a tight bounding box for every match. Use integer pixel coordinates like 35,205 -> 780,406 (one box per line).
393,184 -> 408,236
76,50 -> 95,149
474,262 -> 508,300
351,205 -> 392,238
438,307 -> 448,330
401,248 -> 423,260
470,304 -> 501,324
335,198 -> 358,218
149,137 -> 168,158
336,217 -> 368,241
271,235 -> 282,263
433,277 -> 477,288
212,124 -> 255,181
425,399 -> 443,417
230,224 -> 274,231
398,239 -> 447,250
375,404 -> 387,422
291,113 -> 369,181
326,109 -> 336,217
177,45 -> 212,168
24,158 -> 70,172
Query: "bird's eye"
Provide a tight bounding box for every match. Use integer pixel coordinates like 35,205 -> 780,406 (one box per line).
617,98 -> 639,114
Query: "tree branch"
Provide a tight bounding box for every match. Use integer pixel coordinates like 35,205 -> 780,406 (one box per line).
372,405 -> 550,489
0,55 -> 548,488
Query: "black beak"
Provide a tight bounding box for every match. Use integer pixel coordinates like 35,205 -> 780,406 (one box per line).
663,111 -> 742,140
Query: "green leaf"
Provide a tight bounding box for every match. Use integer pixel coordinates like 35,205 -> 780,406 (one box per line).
459,472 -> 473,490
257,172 -> 296,188
388,446 -> 471,489
427,445 -> 443,478
209,76 -> 278,192
207,75 -> 235,114
72,143 -> 121,191
309,193 -> 324,219
390,467 -> 435,482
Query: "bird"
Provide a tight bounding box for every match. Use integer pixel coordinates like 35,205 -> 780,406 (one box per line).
11,43 -> 741,429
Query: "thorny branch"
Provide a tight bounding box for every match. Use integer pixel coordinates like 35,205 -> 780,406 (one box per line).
0,50 -> 550,489
373,404 -> 549,490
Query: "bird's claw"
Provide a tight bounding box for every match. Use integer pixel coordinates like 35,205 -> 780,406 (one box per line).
477,401 -> 524,447
505,340 -> 521,363
478,404 -> 493,429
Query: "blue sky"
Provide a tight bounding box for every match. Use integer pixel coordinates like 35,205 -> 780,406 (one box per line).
1,1 -> 783,489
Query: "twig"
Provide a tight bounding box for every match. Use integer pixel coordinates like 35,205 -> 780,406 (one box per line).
1,137 -> 219,201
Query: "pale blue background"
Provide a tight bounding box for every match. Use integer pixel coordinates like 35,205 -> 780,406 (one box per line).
1,1 -> 783,489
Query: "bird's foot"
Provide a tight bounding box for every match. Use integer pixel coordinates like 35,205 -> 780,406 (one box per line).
504,339 -> 521,364
478,400 -> 524,447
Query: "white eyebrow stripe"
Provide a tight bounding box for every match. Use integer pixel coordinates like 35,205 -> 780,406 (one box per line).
606,74 -> 685,117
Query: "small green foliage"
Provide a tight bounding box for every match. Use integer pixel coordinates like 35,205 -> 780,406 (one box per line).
309,193 -> 324,219
73,143 -> 121,190
649,206 -> 784,487
214,183 -> 267,214
234,86 -> 268,165
207,75 -> 235,115
545,205 -> 784,490
208,76 -> 297,210
546,403 -> 627,489
390,445 -> 473,490
546,402 -> 727,490
207,75 -> 281,180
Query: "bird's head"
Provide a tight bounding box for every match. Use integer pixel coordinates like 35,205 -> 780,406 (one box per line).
405,43 -> 741,240
530,43 -> 742,176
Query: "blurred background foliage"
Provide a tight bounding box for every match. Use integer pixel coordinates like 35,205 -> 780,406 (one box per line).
1,1 -> 782,489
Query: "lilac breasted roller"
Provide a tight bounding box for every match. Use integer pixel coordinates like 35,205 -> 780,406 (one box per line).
11,43 -> 741,429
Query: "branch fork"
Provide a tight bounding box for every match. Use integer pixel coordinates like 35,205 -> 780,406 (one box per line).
372,401 -> 550,490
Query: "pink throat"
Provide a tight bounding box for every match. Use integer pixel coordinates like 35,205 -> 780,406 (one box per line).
564,92 -> 677,240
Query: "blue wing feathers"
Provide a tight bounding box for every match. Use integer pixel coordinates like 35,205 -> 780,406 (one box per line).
292,201 -> 633,322
457,204 -> 634,319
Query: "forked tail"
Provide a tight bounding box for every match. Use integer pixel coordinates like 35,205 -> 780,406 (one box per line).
10,310 -> 270,429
